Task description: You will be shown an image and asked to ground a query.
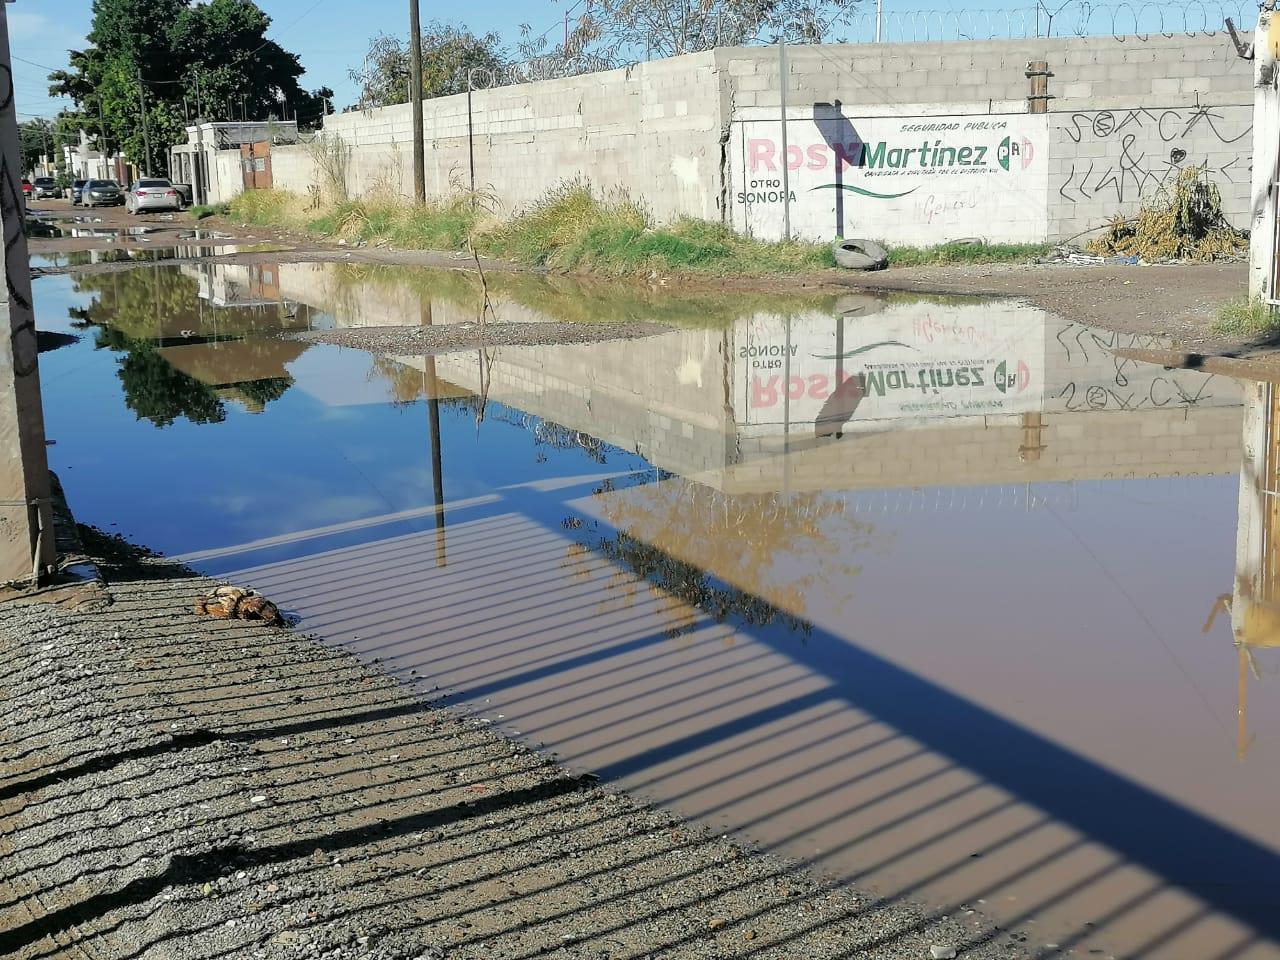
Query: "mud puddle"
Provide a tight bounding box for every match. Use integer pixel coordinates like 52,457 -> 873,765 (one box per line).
27,255 -> 1280,960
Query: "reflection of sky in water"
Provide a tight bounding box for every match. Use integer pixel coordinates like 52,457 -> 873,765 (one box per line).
31,268 -> 647,564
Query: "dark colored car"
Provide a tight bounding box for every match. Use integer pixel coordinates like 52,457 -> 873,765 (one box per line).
71,179 -> 88,205
83,179 -> 124,208
32,177 -> 61,199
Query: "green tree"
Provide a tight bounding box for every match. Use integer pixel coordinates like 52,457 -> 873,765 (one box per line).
351,23 -> 508,109
48,0 -> 332,174
519,0 -> 862,69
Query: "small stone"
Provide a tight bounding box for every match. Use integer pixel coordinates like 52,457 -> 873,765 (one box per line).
250,795 -> 267,803
708,918 -> 727,930
930,946 -> 958,960
744,930 -> 757,940
267,883 -> 279,893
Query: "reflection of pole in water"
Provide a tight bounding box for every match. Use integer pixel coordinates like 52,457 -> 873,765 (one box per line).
420,303 -> 446,567
1221,378 -> 1280,758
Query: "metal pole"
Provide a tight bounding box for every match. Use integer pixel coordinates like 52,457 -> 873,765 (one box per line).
466,76 -> 476,203
193,76 -> 206,205
409,0 -> 426,203
137,67 -> 152,175
0,3 -> 55,585
875,0 -> 883,41
777,38 -> 791,241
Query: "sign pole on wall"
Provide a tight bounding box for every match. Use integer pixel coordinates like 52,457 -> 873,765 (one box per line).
777,38 -> 792,241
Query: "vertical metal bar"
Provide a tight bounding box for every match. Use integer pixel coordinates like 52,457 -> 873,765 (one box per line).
876,0 -> 883,41
778,38 -> 791,241
409,0 -> 427,203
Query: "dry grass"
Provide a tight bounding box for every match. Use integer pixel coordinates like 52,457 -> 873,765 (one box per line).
1088,166 -> 1246,262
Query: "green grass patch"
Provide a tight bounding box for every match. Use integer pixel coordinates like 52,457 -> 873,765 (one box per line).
229,183 -> 833,278
188,203 -> 230,220
1213,297 -> 1280,337
887,241 -> 1052,267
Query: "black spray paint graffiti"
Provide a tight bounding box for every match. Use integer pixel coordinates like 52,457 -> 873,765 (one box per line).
1054,324 -> 1220,411
1056,106 -> 1251,206
0,61 -> 38,379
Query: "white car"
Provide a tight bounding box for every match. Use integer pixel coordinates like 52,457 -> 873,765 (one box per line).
126,178 -> 182,214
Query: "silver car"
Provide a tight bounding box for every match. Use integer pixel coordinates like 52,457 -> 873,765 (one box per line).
83,180 -> 124,207
32,177 -> 62,199
126,178 -> 182,214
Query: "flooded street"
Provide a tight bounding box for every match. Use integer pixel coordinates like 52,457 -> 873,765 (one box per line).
28,254 -> 1280,959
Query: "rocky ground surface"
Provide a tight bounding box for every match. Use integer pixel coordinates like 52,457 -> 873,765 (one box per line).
286,321 -> 669,355
0,530 -> 1030,960
841,260 -> 1250,351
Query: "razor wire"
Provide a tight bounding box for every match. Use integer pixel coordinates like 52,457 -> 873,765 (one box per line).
467,0 -> 1254,90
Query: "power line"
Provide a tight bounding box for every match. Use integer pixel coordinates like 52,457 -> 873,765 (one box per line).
11,53 -> 63,72
246,0 -> 332,57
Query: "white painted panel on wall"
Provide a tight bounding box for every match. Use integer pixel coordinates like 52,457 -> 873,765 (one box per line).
729,112 -> 1050,245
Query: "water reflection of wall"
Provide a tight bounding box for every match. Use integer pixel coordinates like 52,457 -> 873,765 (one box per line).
269,261 -> 1242,490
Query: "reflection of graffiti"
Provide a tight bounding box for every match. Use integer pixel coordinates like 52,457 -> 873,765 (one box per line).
1055,106 -> 1250,205
1053,323 -> 1224,411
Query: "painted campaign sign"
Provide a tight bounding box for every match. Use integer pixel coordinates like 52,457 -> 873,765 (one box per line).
734,301 -> 1048,436
729,112 -> 1050,245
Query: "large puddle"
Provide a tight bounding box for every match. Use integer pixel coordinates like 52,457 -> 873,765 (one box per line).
29,256 -> 1280,959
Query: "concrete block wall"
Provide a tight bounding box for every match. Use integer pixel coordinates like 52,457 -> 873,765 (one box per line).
275,53 -> 725,222
718,32 -> 1252,241
267,33 -> 1250,243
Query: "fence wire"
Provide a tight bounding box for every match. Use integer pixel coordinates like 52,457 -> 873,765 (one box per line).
474,0 -> 1253,88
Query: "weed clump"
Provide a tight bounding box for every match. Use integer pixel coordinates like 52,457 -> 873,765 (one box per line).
1088,166 -> 1246,262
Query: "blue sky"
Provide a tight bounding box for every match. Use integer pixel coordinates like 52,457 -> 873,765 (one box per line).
8,0 -> 1180,122
8,0 -> 569,120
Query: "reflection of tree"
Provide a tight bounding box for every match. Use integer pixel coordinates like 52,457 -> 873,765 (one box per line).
95,326 -> 225,426
369,356 -> 425,408
572,478 -> 872,638
90,310 -> 294,428
236,377 -> 291,407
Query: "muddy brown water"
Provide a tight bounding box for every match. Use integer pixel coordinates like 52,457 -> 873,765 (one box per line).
28,254 -> 1280,959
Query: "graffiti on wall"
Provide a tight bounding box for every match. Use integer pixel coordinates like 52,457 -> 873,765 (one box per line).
1054,105 -> 1251,206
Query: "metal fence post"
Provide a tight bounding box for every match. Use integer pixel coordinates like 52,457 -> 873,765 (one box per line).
778,38 -> 791,241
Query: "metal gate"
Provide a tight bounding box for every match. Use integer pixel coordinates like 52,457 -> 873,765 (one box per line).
240,141 -> 273,191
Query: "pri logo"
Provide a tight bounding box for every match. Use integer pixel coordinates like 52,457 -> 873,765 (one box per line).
994,360 -> 1032,395
997,136 -> 1035,171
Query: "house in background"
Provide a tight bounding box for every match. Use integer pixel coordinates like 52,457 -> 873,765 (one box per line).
169,121 -> 301,206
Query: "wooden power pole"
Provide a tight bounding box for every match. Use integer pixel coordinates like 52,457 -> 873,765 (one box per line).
409,0 -> 426,203
0,2 -> 56,585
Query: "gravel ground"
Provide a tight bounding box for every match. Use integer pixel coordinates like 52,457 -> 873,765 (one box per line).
838,260 -> 1248,349
285,322 -> 670,355
0,530 -> 1032,960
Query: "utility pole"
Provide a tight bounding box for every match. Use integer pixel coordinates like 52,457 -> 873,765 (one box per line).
409,0 -> 426,203
193,75 -> 206,206
137,66 -> 153,175
777,38 -> 792,241
0,3 -> 56,586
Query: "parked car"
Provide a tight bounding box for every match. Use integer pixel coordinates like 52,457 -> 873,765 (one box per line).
71,179 -> 88,205
20,178 -> 32,200
82,179 -> 124,207
126,178 -> 181,214
32,177 -> 62,199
